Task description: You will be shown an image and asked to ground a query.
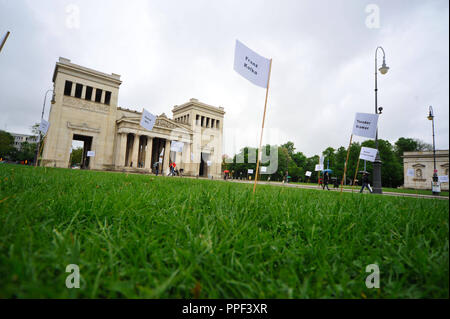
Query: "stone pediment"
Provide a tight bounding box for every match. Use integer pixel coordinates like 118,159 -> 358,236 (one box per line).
116,115 -> 191,133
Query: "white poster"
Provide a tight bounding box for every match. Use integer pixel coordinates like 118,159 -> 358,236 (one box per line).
170,141 -> 184,153
87,151 -> 95,157
406,169 -> 415,177
315,164 -> 323,172
158,157 -> 162,164
438,175 -> 449,183
432,181 -> 441,193
39,119 -> 50,135
352,113 -> 379,139
305,171 -> 312,177
359,147 -> 378,162
160,149 -> 164,156
248,169 -> 254,174
207,161 -> 212,167
319,156 -> 324,166
233,40 -> 271,88
140,108 -> 156,131
260,166 -> 267,173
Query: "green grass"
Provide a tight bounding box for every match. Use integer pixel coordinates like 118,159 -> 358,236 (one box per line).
0,164 -> 448,298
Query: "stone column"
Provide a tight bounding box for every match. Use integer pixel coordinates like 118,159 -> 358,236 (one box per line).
131,134 -> 140,167
117,133 -> 127,167
164,139 -> 171,175
145,136 -> 153,171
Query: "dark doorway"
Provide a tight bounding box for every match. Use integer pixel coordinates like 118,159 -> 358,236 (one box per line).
151,138 -> 166,173
199,152 -> 208,177
72,134 -> 93,169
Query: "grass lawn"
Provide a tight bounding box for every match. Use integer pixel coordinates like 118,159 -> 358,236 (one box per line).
0,164 -> 448,298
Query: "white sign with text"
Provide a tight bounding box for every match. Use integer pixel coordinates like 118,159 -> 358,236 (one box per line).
359,147 -> 378,162
352,113 -> 379,139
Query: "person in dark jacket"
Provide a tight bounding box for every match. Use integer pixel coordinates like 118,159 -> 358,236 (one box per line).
360,172 -> 373,193
322,171 -> 330,190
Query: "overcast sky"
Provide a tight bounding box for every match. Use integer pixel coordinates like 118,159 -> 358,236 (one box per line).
0,0 -> 448,157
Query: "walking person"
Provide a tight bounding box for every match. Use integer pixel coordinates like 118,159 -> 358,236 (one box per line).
322,171 -> 330,190
360,172 -> 373,193
153,161 -> 159,176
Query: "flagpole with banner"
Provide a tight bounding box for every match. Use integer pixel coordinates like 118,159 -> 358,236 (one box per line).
253,59 -> 272,194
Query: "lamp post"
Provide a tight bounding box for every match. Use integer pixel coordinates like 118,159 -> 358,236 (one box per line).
373,46 -> 389,194
427,106 -> 440,196
34,89 -> 54,166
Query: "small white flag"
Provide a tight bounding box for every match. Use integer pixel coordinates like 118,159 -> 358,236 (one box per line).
233,40 -> 271,88
319,156 -> 324,166
260,166 -> 267,173
87,151 -> 95,157
39,119 -> 50,135
315,164 -> 323,172
359,147 -> 378,162
140,108 -> 156,131
170,141 -> 184,153
160,149 -> 164,156
248,169 -> 254,174
406,168 -> 415,177
438,175 -> 449,183
305,171 -> 312,177
352,113 -> 379,139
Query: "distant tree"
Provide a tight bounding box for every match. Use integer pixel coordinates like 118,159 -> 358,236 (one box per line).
0,130 -> 14,159
15,141 -> 37,163
71,147 -> 83,165
281,141 -> 295,157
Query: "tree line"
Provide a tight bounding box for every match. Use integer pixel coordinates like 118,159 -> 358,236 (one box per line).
223,137 -> 432,188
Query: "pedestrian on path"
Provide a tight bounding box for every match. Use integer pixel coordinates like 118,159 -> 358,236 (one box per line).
360,172 -> 373,193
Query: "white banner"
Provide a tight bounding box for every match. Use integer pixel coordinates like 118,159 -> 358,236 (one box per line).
352,113 -> 379,139
406,168 -> 415,177
140,108 -> 156,131
233,40 -> 271,88
315,164 -> 323,172
305,171 -> 312,177
319,156 -> 324,166
39,119 -> 50,135
87,151 -> 95,157
160,149 -> 164,156
438,175 -> 449,183
207,161 -> 212,167
359,147 -> 378,162
248,169 -> 254,174
170,141 -> 184,153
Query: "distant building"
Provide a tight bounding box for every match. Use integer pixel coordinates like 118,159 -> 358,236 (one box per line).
9,133 -> 38,150
403,150 -> 449,191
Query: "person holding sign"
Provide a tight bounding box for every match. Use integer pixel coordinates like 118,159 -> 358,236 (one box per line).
360,172 -> 373,193
322,171 -> 330,191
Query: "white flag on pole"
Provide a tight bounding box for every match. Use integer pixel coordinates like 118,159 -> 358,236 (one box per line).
260,166 -> 267,173
39,119 -> 50,135
359,147 -> 378,162
319,155 -> 324,166
315,164 -> 323,172
305,171 -> 312,177
233,40 -> 271,88
140,108 -> 156,131
352,113 -> 379,139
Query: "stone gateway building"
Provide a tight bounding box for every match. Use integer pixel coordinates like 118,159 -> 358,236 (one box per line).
41,58 -> 225,178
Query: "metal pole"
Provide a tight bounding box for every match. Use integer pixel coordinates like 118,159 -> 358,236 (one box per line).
34,89 -> 53,166
430,106 -> 439,196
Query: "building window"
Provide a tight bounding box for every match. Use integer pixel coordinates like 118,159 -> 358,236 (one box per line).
95,89 -> 102,103
216,120 -> 220,129
196,114 -> 200,125
64,81 -> 73,96
75,83 -> 83,98
104,91 -> 111,105
85,86 -> 93,101
206,117 -> 210,128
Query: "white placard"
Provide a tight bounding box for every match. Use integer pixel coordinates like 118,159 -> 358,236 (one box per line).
207,161 -> 212,167
87,151 -> 95,157
305,171 -> 312,177
406,169 -> 415,177
319,156 -> 324,166
140,108 -> 156,131
248,169 -> 254,174
160,149 -> 164,156
233,40 -> 271,88
352,113 -> 379,139
170,141 -> 184,153
315,164 -> 323,172
359,147 -> 378,162
438,176 -> 449,183
39,119 -> 50,135
260,166 -> 267,173
432,181 -> 441,193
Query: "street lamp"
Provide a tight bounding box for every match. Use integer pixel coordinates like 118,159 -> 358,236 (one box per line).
428,106 -> 440,196
34,89 -> 55,166
373,46 -> 389,194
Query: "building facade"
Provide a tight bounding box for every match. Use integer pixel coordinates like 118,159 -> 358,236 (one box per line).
41,58 -> 225,178
10,133 -> 38,150
403,150 -> 449,191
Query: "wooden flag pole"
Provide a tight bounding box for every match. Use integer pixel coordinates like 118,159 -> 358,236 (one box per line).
0,31 -> 10,53
253,59 -> 273,194
340,134 -> 353,193
352,156 -> 361,192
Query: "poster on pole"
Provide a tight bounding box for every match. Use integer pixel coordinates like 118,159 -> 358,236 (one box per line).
170,141 -> 184,153
438,175 -> 449,183
359,147 -> 378,162
352,113 -> 379,139
406,169 -> 415,177
233,40 -> 271,88
39,119 -> 50,135
248,169 -> 254,174
315,164 -> 323,171
140,108 -> 156,131
305,171 -> 312,177
87,151 -> 95,157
